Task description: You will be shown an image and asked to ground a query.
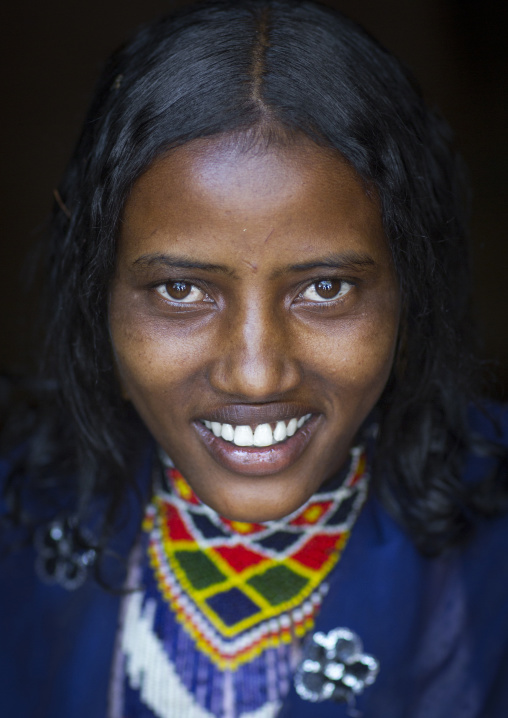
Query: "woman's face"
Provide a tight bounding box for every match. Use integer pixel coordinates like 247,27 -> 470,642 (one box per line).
109,135 -> 400,521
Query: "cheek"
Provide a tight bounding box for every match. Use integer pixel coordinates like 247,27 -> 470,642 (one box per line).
108,297 -> 201,408
311,307 -> 398,405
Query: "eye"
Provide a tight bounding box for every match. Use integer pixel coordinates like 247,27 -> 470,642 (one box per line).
155,281 -> 207,303
300,278 -> 353,302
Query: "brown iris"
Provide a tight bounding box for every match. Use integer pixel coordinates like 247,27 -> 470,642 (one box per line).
166,281 -> 192,300
314,279 -> 342,299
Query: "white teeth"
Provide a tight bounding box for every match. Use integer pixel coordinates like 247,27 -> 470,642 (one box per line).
202,414 -> 312,447
234,425 -> 254,446
253,423 -> 273,447
273,421 -> 287,442
211,421 -> 222,437
286,418 -> 298,437
221,423 -> 235,441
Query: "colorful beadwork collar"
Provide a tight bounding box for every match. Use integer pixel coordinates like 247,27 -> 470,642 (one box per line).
144,445 -> 369,671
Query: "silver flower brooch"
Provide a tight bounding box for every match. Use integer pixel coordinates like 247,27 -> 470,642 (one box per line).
34,518 -> 97,590
295,627 -> 379,704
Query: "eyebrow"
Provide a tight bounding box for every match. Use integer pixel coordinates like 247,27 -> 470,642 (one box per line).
132,253 -> 234,275
272,251 -> 377,277
131,250 -> 377,278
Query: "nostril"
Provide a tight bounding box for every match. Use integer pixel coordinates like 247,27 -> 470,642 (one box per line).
209,345 -> 301,400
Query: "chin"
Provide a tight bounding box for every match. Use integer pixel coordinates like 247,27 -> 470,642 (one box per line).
204,484 -> 314,524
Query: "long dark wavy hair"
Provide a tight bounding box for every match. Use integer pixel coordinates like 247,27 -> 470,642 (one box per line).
3,0 -> 507,561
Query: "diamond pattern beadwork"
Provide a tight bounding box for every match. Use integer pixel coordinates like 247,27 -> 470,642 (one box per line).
143,446 -> 369,671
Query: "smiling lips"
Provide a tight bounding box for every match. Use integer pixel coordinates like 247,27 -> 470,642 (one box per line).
202,415 -> 312,447
194,412 -> 319,476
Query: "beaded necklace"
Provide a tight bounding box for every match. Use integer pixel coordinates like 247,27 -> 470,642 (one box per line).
109,445 -> 369,718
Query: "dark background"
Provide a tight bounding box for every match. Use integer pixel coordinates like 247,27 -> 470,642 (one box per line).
1,0 -> 507,397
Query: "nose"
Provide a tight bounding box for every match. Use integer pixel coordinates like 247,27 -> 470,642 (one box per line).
208,299 -> 302,400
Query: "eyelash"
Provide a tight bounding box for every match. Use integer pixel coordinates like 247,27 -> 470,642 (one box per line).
153,278 -> 356,307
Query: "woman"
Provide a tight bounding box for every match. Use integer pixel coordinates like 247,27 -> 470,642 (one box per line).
1,1 -> 507,716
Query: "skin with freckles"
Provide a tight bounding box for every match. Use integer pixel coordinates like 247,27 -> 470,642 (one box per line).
109,134 -> 400,522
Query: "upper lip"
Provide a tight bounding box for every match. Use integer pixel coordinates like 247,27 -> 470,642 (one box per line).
195,403 -> 317,426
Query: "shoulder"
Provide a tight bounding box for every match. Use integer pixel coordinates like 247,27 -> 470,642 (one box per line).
461,401 -> 508,569
0,438 -> 154,718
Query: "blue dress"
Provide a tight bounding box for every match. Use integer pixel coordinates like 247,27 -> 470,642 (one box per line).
1,405 -> 507,718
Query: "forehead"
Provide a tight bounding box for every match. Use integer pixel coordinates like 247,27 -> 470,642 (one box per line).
119,134 -> 389,267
